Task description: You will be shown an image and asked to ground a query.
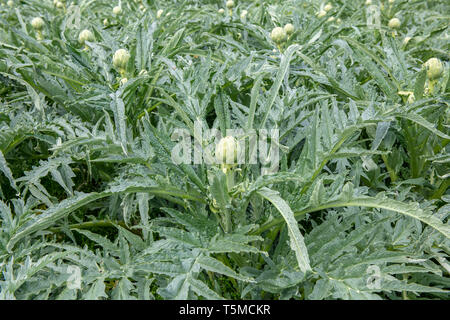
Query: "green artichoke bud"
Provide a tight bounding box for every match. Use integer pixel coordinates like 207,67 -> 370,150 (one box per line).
270,27 -> 287,44
284,23 -> 294,36
317,10 -> 327,18
31,17 -> 45,30
78,29 -> 95,45
113,6 -> 122,15
424,58 -> 443,80
215,136 -> 239,164
113,49 -> 130,74
388,17 -> 401,29
226,0 -> 234,9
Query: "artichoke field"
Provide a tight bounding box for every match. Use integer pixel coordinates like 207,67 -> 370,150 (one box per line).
0,0 -> 449,300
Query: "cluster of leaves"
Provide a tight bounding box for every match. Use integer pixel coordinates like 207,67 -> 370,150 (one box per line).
0,0 -> 449,300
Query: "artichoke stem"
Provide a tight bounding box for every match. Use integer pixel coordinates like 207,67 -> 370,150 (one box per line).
226,167 -> 234,191
277,43 -> 283,53
428,80 -> 436,95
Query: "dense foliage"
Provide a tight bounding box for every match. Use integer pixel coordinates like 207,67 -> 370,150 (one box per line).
0,0 -> 449,300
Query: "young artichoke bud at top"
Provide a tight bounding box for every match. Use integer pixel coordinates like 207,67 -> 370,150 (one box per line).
317,10 -> 327,18
157,9 -> 163,18
424,58 -> 443,80
113,49 -> 130,76
226,0 -> 234,9
324,3 -> 333,12
215,136 -> 239,165
365,0 -> 372,5
240,10 -> 248,20
113,5 -> 122,15
78,29 -> 95,46
31,17 -> 45,30
55,1 -> 64,9
284,23 -> 294,36
7,0 -> 13,7
388,17 -> 401,29
218,8 -> 225,14
270,27 -> 287,44
226,0 -> 234,16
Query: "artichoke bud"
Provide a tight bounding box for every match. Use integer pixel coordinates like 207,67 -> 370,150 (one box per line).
424,58 -> 443,80
78,29 -> 95,46
226,0 -> 234,9
388,17 -> 401,29
113,6 -> 122,15
270,27 -> 287,44
317,10 -> 327,18
31,17 -> 45,30
215,136 -> 239,165
284,23 -> 294,36
113,48 -> 130,73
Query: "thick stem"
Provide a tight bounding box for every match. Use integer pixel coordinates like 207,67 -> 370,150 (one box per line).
36,30 -> 43,41
428,79 -> 436,95
226,168 -> 234,191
